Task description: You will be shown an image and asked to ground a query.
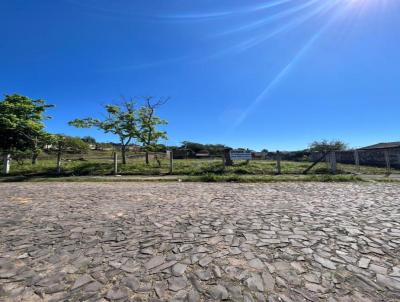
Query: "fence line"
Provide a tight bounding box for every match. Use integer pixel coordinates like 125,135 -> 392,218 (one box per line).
310,149 -> 400,175
2,148 -> 400,176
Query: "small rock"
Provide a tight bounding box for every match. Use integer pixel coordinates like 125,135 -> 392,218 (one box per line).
305,282 -> 328,293
17,253 -> 29,259
254,292 -> 266,302
314,254 -> 336,270
246,273 -> 264,292
212,265 -> 222,278
172,263 -> 187,276
262,271 -> 275,291
208,284 -> 229,300
84,281 -> 103,292
243,290 -> 255,302
199,256 -> 213,267
358,257 -> 370,269
187,289 -> 200,302
106,287 -> 128,300
370,264 -> 388,275
229,247 -> 242,255
249,258 -> 265,270
168,277 -> 187,292
154,281 -> 167,298
303,272 -> 321,284
171,290 -> 188,301
290,262 -> 306,274
195,270 -> 213,281
145,256 -> 165,270
71,274 -> 93,290
123,276 -> 140,291
376,274 -> 400,290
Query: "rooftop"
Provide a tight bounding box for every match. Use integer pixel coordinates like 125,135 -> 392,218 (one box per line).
359,142 -> 400,150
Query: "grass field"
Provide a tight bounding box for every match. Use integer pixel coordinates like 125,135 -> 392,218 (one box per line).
1,150 -> 397,178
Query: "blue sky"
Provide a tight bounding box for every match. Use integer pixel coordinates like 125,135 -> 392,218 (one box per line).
1,0 -> 399,151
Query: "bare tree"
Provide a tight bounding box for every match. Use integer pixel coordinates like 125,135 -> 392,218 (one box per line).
136,97 -> 169,165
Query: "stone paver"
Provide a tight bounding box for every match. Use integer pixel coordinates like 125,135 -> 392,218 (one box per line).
0,182 -> 399,301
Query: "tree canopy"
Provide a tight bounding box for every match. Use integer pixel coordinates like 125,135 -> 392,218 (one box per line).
82,136 -> 96,145
52,135 -> 89,154
0,94 -> 53,153
309,140 -> 347,152
69,101 -> 137,164
69,97 -> 168,164
136,97 -> 168,163
180,141 -> 227,156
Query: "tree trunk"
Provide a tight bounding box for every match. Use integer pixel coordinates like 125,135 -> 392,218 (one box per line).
121,145 -> 127,165
32,138 -> 39,165
145,151 -> 149,165
2,153 -> 11,175
56,151 -> 62,174
32,151 -> 39,165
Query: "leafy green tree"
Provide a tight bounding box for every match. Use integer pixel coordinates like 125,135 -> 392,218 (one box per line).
30,132 -> 54,164
69,97 -> 168,165
52,135 -> 89,154
136,97 -> 168,164
81,136 -> 96,145
181,141 -> 204,153
51,135 -> 89,174
69,101 -> 137,164
0,94 -> 53,173
309,139 -> 347,153
180,141 -> 227,156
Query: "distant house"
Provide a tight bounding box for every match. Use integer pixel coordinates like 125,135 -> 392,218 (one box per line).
195,150 -> 210,158
171,148 -> 191,159
126,144 -> 142,152
358,142 -> 400,151
95,143 -> 114,151
94,143 -> 142,152
252,152 -> 267,160
350,142 -> 400,168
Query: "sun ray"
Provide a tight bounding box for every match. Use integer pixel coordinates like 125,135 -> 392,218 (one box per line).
162,0 -> 296,20
232,0 -> 349,128
201,0 -> 339,62
234,0 -> 341,53
215,0 -> 321,36
64,0 -> 295,21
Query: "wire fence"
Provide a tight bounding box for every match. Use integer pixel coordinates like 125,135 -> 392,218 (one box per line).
309,149 -> 400,175
1,149 -> 400,177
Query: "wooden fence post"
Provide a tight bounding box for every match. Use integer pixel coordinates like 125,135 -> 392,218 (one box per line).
326,152 -> 330,169
56,152 -> 62,175
223,148 -> 233,166
2,153 -> 11,175
276,151 -> 281,175
113,152 -> 118,175
354,150 -> 360,172
384,150 -> 391,175
330,151 -> 337,174
167,150 -> 173,174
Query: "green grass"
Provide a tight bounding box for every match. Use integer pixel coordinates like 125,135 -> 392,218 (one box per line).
1,150 -> 398,181
1,158 -> 327,176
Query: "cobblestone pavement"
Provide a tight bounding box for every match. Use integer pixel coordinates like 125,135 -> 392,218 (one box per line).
1,182 -> 400,302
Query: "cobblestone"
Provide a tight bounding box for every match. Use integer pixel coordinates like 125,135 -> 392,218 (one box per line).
0,182 -> 399,301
